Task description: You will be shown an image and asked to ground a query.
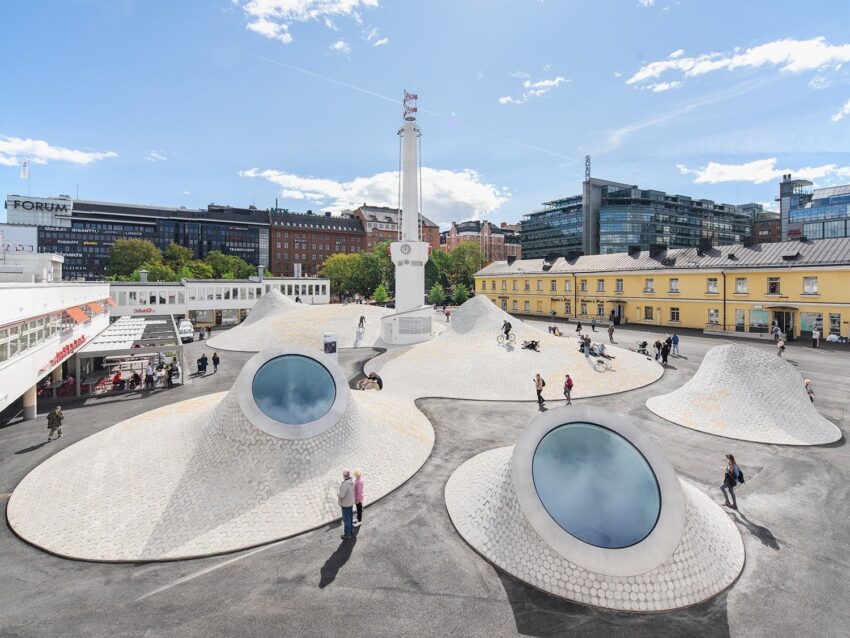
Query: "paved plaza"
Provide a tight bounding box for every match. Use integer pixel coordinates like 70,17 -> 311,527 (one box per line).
1,319 -> 848,637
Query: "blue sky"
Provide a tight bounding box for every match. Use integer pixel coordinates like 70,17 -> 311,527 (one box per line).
2,0 -> 850,227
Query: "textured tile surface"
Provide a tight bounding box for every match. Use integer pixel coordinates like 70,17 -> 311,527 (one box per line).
7,388 -> 433,561
368,296 -> 663,401
445,446 -> 745,612
646,343 -> 841,445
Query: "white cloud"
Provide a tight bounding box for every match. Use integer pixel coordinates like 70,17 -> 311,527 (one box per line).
627,37 -> 850,86
499,71 -> 569,105
638,0 -> 655,6
373,37 -> 388,47
329,39 -> 350,54
239,166 -> 510,223
677,157 -> 850,184
146,150 -> 168,162
0,136 -> 118,167
613,70 -> 623,78
235,0 -> 379,44
644,81 -> 681,92
831,97 -> 850,122
669,48 -> 684,59
182,191 -> 191,195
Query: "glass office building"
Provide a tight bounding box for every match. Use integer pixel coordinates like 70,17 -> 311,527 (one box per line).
520,179 -> 753,258
787,184 -> 850,241
5,196 -> 269,280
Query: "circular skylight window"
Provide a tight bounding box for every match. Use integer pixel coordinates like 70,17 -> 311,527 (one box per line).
511,406 -> 685,577
237,346 -> 350,440
532,422 -> 660,549
252,355 -> 336,425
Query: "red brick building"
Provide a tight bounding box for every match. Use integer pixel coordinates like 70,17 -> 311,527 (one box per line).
351,205 -> 440,251
269,211 -> 365,277
753,211 -> 781,244
444,220 -> 521,263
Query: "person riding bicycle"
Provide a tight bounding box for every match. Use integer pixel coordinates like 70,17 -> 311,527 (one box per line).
502,320 -> 512,339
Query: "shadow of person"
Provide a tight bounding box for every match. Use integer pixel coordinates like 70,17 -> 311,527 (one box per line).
319,529 -> 359,588
15,440 -> 51,455
538,403 -> 548,412
731,511 -> 780,550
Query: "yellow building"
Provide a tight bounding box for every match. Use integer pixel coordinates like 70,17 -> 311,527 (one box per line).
475,238 -> 850,340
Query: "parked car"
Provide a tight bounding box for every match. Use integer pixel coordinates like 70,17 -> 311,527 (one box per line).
178,319 -> 194,343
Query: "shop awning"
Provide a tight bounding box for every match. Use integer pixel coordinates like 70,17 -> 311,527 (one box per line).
88,301 -> 103,314
105,297 -> 117,306
66,306 -> 89,324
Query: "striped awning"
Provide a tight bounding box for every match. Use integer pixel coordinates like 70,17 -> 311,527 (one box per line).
66,306 -> 89,324
88,301 -> 103,314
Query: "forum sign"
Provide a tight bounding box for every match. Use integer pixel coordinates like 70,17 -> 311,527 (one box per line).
5,196 -> 73,225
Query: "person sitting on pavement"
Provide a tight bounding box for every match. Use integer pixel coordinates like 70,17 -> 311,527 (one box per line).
522,340 -> 540,352
357,371 -> 383,391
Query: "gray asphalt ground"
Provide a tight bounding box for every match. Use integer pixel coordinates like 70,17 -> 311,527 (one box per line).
1,324 -> 848,638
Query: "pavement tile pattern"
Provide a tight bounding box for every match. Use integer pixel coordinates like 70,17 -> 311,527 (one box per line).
646,343 -> 842,445
368,296 -> 663,401
7,386 -> 433,561
445,446 -> 745,612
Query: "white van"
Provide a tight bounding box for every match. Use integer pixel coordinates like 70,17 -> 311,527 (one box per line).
178,319 -> 194,343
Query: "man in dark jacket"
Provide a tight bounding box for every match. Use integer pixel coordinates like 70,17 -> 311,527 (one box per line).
47,405 -> 64,442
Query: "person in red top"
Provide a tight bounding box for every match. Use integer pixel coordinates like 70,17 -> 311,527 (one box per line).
563,374 -> 573,405
112,370 -> 125,391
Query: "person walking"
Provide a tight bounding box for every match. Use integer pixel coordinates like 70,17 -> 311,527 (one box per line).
607,323 -> 615,343
445,309 -> 451,323
534,373 -> 545,405
353,469 -> 364,527
772,324 -> 781,341
720,454 -> 743,510
812,328 -> 820,349
776,338 -> 785,358
212,352 -> 220,373
46,405 -> 64,442
145,363 -> 155,389
563,374 -> 573,405
575,321 -> 582,333
358,315 -> 365,330
804,379 -> 815,404
671,333 -> 680,356
583,338 -> 591,360
338,469 -> 355,540
661,341 -> 670,366
591,317 -> 597,332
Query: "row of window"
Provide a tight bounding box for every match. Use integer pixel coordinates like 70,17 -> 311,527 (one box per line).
0,308 -> 99,364
482,275 -> 819,295
116,283 -> 328,306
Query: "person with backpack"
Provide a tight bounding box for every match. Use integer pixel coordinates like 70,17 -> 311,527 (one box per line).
721,454 -> 744,510
563,374 -> 573,405
534,373 -> 545,405
47,405 -> 64,442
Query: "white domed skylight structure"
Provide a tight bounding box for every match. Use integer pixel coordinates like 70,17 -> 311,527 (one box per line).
445,406 -> 745,611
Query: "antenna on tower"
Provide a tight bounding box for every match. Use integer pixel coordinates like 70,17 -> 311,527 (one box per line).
585,155 -> 591,181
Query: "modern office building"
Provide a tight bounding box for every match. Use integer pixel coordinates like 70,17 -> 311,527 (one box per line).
0,281 -> 111,420
521,178 -> 754,259
476,237 -> 850,340
4,195 -> 269,280
443,220 -> 521,263
351,204 -> 440,251
780,174 -> 850,242
269,211 -> 365,277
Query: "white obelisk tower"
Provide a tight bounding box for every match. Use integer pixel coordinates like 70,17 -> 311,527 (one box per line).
381,91 -> 434,344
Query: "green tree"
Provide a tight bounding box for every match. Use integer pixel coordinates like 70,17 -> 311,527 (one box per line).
107,239 -> 162,278
320,253 -> 359,298
188,260 -> 214,279
448,243 -> 485,289
425,248 -> 451,290
373,283 -> 389,305
131,262 -> 178,282
428,283 -> 445,306
353,251 -> 385,297
452,282 -> 470,305
372,240 -> 395,293
162,243 -> 193,271
204,250 -> 255,279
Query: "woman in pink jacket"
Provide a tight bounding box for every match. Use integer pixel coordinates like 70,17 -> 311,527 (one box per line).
353,469 -> 364,527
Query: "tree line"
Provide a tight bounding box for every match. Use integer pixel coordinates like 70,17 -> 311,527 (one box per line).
105,239 -> 256,281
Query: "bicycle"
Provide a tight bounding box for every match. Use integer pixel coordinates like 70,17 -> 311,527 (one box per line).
497,332 -> 516,345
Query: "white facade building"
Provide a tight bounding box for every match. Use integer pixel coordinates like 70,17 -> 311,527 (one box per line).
0,253 -> 64,283
0,282 -> 111,419
109,276 -> 330,326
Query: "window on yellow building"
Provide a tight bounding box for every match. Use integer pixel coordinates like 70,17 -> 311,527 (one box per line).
480,280 -> 486,291
669,278 -> 679,293
550,280 -> 557,292
565,301 -> 571,315
707,277 -> 718,294
803,276 -> 818,294
735,309 -> 745,326
580,279 -> 587,292
597,302 -> 604,316
670,307 -> 680,322
708,309 -> 720,325
644,306 -> 654,320
524,280 -> 530,291
501,281 -> 507,291
644,278 -> 654,293
537,301 -> 542,312
596,279 -> 605,292
615,278 -> 624,292
512,280 -> 517,291
536,280 -> 543,291
564,280 -> 572,292
524,301 -> 530,312
512,300 -> 518,311
735,278 -> 747,293
491,280 -> 496,290
768,277 -> 780,294
580,303 -> 587,316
